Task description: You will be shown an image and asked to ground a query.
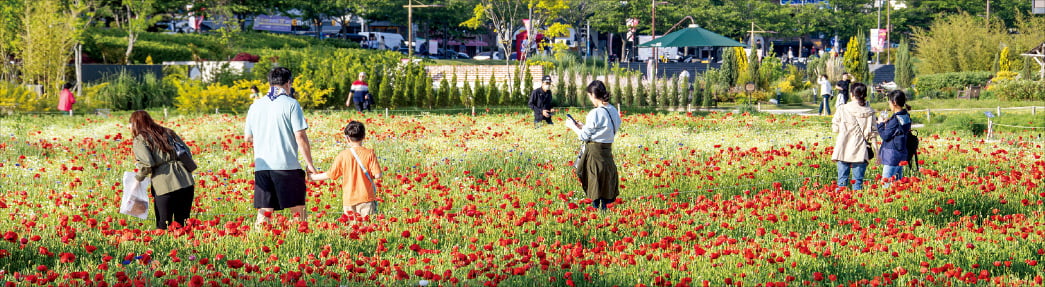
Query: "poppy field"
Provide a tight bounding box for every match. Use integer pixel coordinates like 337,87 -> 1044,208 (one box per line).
0,110 -> 1043,286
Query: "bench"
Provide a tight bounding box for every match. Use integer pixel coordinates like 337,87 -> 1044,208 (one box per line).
957,85 -> 981,100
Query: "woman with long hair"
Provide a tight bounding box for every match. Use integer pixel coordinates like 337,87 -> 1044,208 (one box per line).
130,110 -> 195,230
830,83 -> 877,190
564,80 -> 622,209
877,90 -> 913,187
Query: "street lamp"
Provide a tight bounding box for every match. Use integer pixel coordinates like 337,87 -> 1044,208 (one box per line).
404,0 -> 444,59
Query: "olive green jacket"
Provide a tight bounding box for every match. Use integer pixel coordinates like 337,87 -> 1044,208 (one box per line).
133,131 -> 195,196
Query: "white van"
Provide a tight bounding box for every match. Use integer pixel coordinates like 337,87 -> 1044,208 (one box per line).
358,32 -> 404,50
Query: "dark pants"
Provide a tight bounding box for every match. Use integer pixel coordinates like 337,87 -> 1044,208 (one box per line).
818,94 -> 832,115
354,98 -> 370,112
592,198 -> 616,210
153,185 -> 195,230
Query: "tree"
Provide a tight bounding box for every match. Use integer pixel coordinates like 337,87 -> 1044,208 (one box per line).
21,0 -> 87,97
893,38 -> 913,89
0,0 -> 23,82
842,31 -> 869,83
745,48 -> 760,92
461,0 -> 525,57
719,47 -> 737,88
522,0 -> 569,59
912,14 -> 1004,74
122,0 -> 159,64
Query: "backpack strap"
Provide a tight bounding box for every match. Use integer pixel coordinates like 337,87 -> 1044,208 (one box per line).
600,106 -> 617,136
349,147 -> 378,193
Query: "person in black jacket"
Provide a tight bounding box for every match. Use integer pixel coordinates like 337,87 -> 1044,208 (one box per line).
528,75 -> 556,128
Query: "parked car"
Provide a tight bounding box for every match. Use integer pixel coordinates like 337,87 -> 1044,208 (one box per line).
472,51 -> 505,60
152,20 -> 217,33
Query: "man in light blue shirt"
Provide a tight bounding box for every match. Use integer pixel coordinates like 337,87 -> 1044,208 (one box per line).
245,67 -> 317,227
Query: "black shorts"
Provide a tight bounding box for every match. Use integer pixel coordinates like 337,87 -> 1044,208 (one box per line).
253,170 -> 307,210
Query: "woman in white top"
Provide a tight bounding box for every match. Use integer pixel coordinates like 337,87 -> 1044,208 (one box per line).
565,80 -> 622,209
817,75 -> 833,115
831,83 -> 877,190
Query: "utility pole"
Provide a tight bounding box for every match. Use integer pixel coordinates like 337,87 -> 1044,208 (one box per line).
404,0 -> 444,59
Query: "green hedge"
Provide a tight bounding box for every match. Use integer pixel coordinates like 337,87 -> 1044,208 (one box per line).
989,80 -> 1045,101
913,71 -> 993,98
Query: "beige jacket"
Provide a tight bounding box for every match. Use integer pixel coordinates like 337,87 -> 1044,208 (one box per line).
133,131 -> 195,196
831,101 -> 877,163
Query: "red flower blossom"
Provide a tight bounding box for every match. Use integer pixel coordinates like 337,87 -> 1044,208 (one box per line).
227,259 -> 244,269
59,252 -> 75,263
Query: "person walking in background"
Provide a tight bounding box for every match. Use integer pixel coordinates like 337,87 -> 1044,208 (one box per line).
817,75 -> 833,115
57,83 -> 75,116
831,83 -> 876,190
348,72 -> 371,112
130,110 -> 195,230
564,80 -> 621,210
309,121 -> 383,219
877,90 -> 912,187
527,75 -> 556,128
245,67 -> 317,228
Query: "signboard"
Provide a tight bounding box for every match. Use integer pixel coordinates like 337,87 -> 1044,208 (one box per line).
1034,0 -> 1045,14
870,29 -> 888,53
254,15 -> 293,32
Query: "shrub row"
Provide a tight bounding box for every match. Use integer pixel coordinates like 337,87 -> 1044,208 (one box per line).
913,71 -> 993,98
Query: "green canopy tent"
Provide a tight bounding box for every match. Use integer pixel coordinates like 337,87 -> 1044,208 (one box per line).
637,24 -> 746,48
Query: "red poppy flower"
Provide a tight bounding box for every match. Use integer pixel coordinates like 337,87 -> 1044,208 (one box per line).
227,259 -> 244,269
59,252 -> 75,263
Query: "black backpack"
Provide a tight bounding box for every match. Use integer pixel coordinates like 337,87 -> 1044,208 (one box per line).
906,129 -> 920,172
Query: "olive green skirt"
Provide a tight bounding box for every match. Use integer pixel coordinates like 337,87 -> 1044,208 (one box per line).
576,142 -> 619,201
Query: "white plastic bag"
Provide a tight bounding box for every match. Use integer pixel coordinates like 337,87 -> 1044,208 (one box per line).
835,92 -> 845,107
120,171 -> 151,220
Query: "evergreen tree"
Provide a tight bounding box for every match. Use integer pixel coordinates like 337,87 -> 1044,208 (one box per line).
413,70 -> 426,108
626,77 -> 637,107
747,49 -> 761,92
438,76 -> 450,108
720,48 -> 737,88
566,71 -> 578,107
893,38 -> 914,90
576,71 -> 587,107
636,78 -> 647,107
512,66 -> 522,104
390,71 -> 404,108
452,72 -> 463,107
612,74 -> 623,107
523,66 -> 534,100
473,76 -> 485,106
488,74 -> 499,106
670,76 -> 680,109
843,32 -> 870,83
425,75 -> 435,108
461,76 -> 473,106
555,71 -> 566,106
379,69 -> 393,108
368,65 -> 382,108
691,77 -> 703,109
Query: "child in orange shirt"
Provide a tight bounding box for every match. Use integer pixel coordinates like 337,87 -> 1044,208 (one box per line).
310,121 -> 382,217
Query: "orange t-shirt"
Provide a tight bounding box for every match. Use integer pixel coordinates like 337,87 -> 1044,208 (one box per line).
326,147 -> 382,206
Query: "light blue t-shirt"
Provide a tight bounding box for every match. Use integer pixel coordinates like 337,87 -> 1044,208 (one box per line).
575,104 -> 621,143
244,95 -> 308,171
